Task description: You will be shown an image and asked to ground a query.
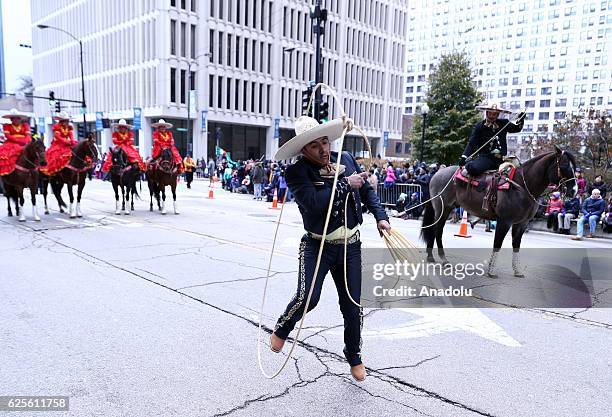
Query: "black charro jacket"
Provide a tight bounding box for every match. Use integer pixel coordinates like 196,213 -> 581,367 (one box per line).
463,118 -> 524,158
285,151 -> 389,235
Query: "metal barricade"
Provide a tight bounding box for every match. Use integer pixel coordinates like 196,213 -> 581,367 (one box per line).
376,183 -> 422,207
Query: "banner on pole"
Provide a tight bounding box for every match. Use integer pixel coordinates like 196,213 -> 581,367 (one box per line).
133,107 -> 142,130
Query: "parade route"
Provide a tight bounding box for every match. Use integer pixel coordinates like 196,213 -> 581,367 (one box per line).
1,179 -> 611,417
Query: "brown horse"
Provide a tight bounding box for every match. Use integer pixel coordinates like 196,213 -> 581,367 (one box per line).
146,147 -> 179,215
421,147 -> 577,277
1,139 -> 47,222
40,135 -> 99,218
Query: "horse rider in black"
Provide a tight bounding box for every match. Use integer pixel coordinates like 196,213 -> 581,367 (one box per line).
268,115 -> 390,382
459,102 -> 526,177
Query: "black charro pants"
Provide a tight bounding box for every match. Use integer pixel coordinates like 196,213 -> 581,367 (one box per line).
465,154 -> 501,176
274,234 -> 363,366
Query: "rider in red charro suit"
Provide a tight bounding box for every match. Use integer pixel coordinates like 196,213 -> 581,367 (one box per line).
102,119 -> 145,172
0,109 -> 31,176
40,113 -> 78,176
151,119 -> 183,173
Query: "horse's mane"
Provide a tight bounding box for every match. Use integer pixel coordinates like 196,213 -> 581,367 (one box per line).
524,149 -> 576,167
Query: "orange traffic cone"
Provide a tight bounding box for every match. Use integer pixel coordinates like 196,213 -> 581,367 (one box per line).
208,181 -> 214,199
454,210 -> 472,238
269,188 -> 281,210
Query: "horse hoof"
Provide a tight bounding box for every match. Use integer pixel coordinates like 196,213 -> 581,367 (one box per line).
19,218 -> 26,223
70,214 -> 77,219
125,211 -> 130,215
34,216 -> 41,222
514,272 -> 525,278
7,213 -> 12,217
487,273 -> 498,279
44,210 -> 50,215
426,256 -> 436,263
115,211 -> 121,215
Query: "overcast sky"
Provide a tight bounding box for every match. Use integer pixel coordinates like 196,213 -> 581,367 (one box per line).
2,0 -> 32,92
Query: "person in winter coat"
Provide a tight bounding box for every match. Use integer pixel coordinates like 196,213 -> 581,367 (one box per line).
545,191 -> 564,232
557,194 -> 580,234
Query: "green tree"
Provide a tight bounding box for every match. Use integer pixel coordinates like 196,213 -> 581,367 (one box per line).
411,52 -> 483,165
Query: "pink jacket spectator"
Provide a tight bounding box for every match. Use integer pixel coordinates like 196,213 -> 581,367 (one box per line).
545,198 -> 564,215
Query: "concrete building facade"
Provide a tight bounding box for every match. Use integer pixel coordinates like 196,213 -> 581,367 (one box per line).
31,0 -> 407,161
404,0 -> 612,157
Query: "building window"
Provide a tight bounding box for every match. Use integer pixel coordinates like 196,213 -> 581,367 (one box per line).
171,0 -> 176,7
181,22 -> 187,57
170,20 -> 177,55
209,75 -> 214,107
190,71 -> 195,90
180,70 -> 186,104
181,0 -> 185,9
170,68 -> 177,102
190,25 -> 196,58
540,99 -> 551,107
191,0 -> 196,12
538,112 -> 549,120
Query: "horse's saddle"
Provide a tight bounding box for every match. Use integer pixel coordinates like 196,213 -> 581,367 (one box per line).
454,164 -> 518,212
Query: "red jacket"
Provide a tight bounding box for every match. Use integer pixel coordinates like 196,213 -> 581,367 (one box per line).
2,123 -> 31,145
545,198 -> 564,214
52,123 -> 77,147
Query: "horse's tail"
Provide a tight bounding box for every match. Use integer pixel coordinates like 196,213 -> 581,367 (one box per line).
420,199 -> 436,245
50,179 -> 67,209
132,176 -> 141,201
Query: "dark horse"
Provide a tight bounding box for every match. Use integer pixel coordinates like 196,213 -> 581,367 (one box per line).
421,147 -> 577,277
109,147 -> 140,215
41,136 -> 99,218
146,147 -> 179,215
1,139 -> 47,222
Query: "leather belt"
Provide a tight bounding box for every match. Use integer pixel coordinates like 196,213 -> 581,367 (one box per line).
306,230 -> 360,245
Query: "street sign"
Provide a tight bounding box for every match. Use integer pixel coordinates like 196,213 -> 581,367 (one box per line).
383,131 -> 389,149
201,110 -> 207,132
176,127 -> 188,132
133,107 -> 142,130
95,112 -> 103,132
274,117 -> 280,139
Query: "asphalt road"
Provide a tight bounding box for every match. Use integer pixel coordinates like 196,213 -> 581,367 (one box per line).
1,178 -> 611,417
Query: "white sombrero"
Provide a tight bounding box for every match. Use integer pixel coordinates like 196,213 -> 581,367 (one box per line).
53,111 -> 71,121
2,108 -> 29,121
475,101 -> 512,114
111,118 -> 133,129
274,116 -> 349,160
151,118 -> 173,129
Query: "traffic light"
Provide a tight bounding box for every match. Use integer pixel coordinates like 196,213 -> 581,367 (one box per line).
77,124 -> 86,139
302,86 -> 313,116
48,91 -> 55,101
318,100 -> 329,122
55,100 -> 61,113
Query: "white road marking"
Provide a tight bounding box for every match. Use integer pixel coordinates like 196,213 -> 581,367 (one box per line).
360,308 -> 522,347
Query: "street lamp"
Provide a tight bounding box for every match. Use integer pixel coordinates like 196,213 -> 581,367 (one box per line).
186,52 -> 211,157
37,24 -> 87,137
419,103 -> 429,163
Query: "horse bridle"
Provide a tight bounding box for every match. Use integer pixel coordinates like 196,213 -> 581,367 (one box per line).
157,148 -> 175,174
111,148 -> 134,176
15,141 -> 44,173
70,140 -> 98,168
520,150 -> 574,206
